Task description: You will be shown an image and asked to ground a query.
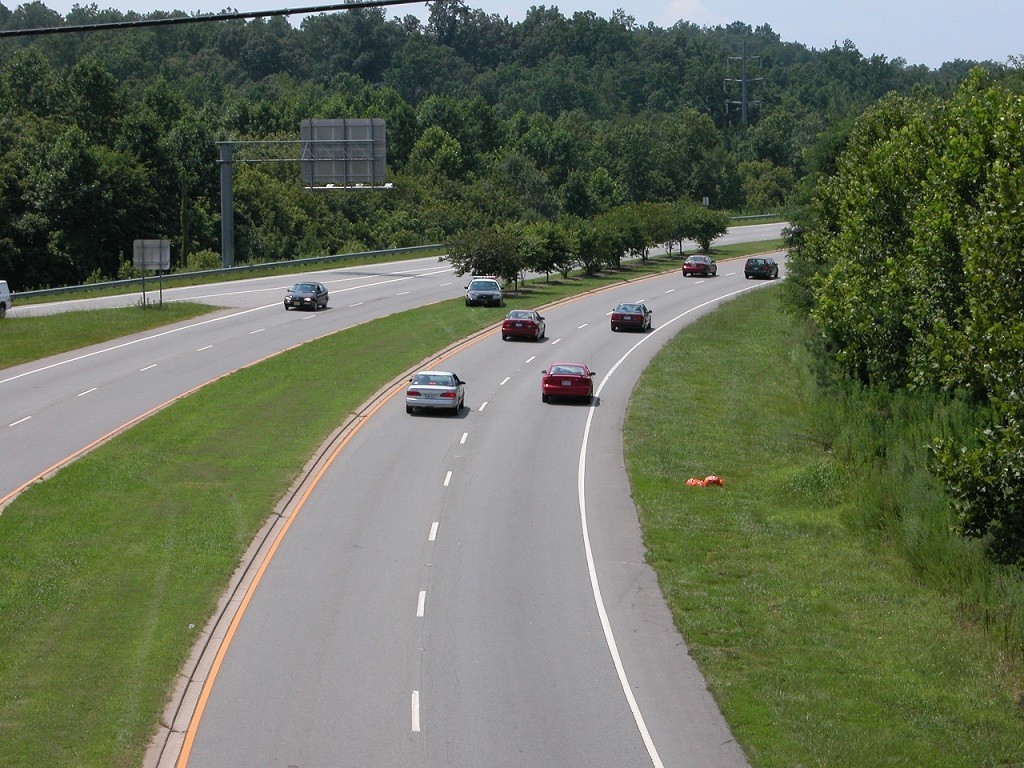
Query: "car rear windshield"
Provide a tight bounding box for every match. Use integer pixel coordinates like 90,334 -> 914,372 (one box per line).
413,374 -> 454,386
616,304 -> 641,313
549,365 -> 584,375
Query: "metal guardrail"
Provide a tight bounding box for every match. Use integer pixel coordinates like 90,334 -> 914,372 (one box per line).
11,244 -> 445,301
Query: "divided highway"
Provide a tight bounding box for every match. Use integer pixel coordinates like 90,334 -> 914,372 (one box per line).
0,224 -> 783,767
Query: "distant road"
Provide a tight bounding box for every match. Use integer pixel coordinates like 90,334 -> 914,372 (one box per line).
1,223 -> 784,507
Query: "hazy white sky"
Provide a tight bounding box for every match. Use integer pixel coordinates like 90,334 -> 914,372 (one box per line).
29,0 -> 1024,69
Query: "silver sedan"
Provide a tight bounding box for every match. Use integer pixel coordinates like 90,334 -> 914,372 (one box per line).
405,370 -> 466,415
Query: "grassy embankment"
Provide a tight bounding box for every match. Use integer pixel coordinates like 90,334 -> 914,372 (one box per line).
3,238 -> 1022,766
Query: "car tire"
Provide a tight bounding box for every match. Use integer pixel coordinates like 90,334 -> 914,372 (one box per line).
406,405 -> 413,414
284,304 -> 290,310
542,393 -> 549,403
502,333 -> 508,340
611,325 -> 617,332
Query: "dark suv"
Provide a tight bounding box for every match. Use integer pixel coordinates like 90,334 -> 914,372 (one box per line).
744,257 -> 779,280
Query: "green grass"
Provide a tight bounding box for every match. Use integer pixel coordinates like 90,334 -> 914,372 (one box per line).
0,303 -> 216,368
625,288 -> 1024,767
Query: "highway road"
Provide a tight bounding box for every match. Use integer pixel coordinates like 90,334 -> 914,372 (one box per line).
0,224 -> 783,767
168,254 -> 784,768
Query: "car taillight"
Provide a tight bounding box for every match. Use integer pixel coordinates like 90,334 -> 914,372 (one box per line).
407,389 -> 421,397
441,391 -> 456,399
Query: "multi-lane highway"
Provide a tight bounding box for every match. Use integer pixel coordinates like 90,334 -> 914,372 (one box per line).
1,224 -> 783,767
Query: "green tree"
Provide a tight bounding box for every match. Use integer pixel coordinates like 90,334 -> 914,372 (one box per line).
443,225 -> 522,287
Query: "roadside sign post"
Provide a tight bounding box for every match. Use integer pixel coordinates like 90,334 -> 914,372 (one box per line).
133,239 -> 171,308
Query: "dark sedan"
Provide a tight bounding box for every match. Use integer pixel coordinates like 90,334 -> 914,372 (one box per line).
284,281 -> 329,311
501,309 -> 546,341
541,363 -> 595,404
744,257 -> 779,279
682,255 -> 717,277
610,302 -> 652,332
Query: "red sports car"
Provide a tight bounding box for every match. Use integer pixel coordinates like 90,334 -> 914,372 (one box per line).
501,309 -> 546,341
541,363 -> 596,403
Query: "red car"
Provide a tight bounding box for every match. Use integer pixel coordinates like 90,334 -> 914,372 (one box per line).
541,363 -> 595,403
501,309 -> 546,341
682,254 -> 717,277
610,302 -> 652,332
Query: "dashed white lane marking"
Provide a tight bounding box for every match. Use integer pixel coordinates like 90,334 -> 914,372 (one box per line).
443,471 -> 452,487
250,328 -> 264,335
479,402 -> 488,411
417,591 -> 426,618
397,291 -> 410,296
9,416 -> 31,427
460,433 -> 468,445
140,364 -> 157,372
411,691 -> 421,732
429,521 -> 439,541
77,388 -> 97,397
551,339 -> 561,345
196,345 -> 213,352
577,324 -> 588,329
349,302 -> 363,307
525,356 -> 536,363
500,377 -> 510,386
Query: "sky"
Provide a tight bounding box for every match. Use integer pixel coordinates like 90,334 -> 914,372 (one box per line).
27,0 -> 1024,69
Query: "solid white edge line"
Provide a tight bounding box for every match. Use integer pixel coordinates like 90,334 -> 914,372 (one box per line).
411,691 -> 421,732
577,285 -> 761,768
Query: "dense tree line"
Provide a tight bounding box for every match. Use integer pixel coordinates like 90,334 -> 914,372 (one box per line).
786,69 -> 1024,564
0,0 -> 1009,290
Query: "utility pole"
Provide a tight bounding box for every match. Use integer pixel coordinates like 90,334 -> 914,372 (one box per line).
725,39 -> 762,125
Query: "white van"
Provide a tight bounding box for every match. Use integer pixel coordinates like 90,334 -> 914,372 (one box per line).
0,280 -> 10,318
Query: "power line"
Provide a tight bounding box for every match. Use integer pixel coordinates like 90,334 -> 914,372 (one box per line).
0,0 -> 426,38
